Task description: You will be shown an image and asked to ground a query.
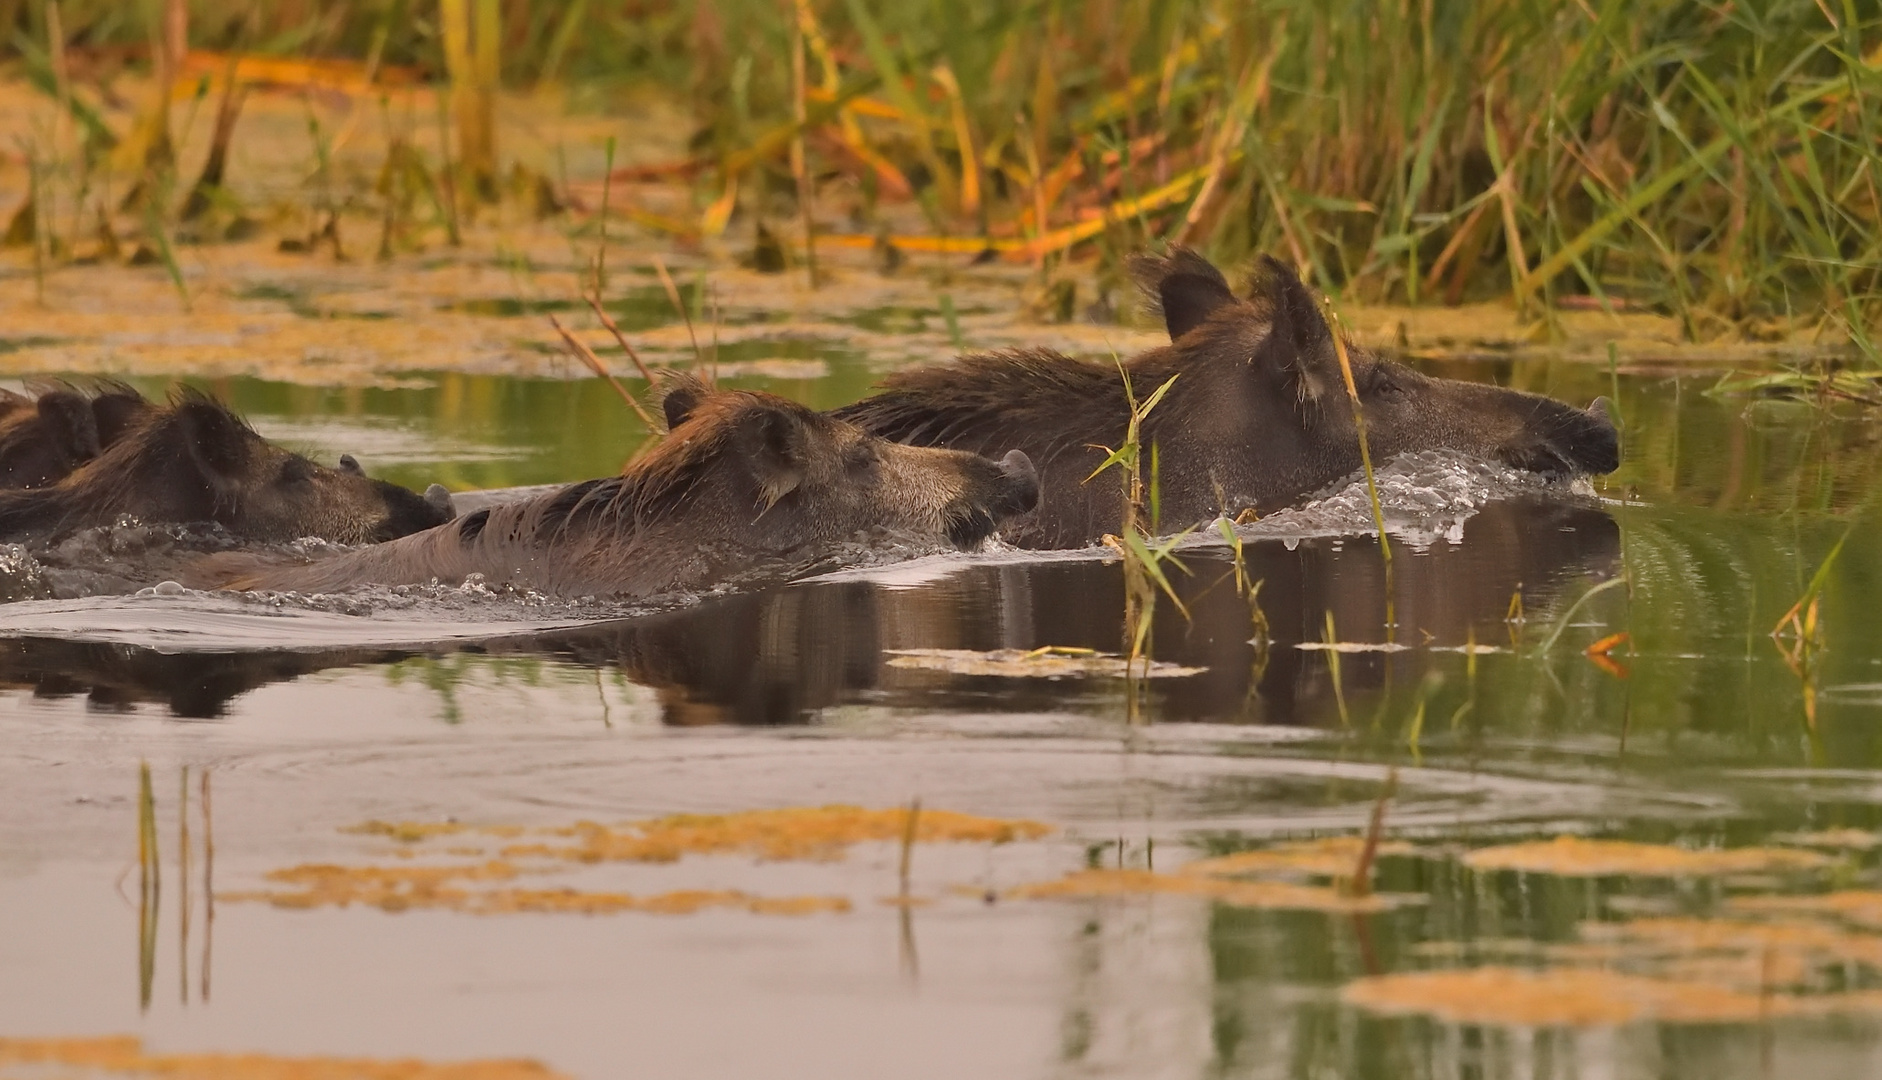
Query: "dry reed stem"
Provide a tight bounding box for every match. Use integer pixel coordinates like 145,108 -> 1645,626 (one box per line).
789,12 -> 818,286
547,314 -> 658,429
651,256 -> 707,374
581,295 -> 657,383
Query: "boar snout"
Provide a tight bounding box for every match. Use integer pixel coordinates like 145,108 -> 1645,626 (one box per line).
994,450 -> 1041,517
425,483 -> 457,520
1523,396 -> 1620,478
1569,397 -> 1621,474
941,448 -> 1041,550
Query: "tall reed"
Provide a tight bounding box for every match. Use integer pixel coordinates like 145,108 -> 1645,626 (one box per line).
11,1 -> 1878,346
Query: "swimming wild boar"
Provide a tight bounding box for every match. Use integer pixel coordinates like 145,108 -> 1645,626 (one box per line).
0,388 -> 454,543
835,248 -> 1619,548
199,380 -> 1040,600
0,383 -> 152,489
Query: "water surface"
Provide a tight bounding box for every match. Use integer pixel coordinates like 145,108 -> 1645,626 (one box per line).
5,339 -> 1882,1080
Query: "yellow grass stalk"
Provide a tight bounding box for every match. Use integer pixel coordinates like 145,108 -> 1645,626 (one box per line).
548,314 -> 659,430
440,0 -> 498,188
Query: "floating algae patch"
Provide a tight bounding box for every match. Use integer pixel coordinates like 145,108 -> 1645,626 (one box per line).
884,647 -> 1206,679
1729,891 -> 1882,933
1582,916 -> 1882,985
1009,869 -> 1421,914
0,1035 -> 563,1079
226,807 -> 1048,916
220,859 -> 520,910
1344,967 -> 1882,1027
1462,835 -> 1834,877
1343,895 -> 1882,1028
1182,836 -> 1420,880
495,805 -> 1053,864
1343,967 -> 1770,1026
220,861 -> 849,916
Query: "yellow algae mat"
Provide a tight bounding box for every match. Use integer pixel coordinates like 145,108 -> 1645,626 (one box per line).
1339,834 -> 1882,1028
212,811 -> 1882,1029
1011,837 -> 1428,914
223,805 -> 1053,915
1461,835 -> 1833,876
0,1036 -> 562,1079
1344,967 -> 1882,1027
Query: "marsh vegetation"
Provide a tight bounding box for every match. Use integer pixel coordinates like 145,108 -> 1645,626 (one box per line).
0,3 -> 1880,1079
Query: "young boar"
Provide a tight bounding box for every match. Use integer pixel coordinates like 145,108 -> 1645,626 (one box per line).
0,383 -> 152,489
200,380 -> 1039,600
835,248 -> 1619,548
0,388 -> 454,543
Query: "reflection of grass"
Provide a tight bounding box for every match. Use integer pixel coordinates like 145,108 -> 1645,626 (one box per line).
135,762 -> 158,1012
130,764 -> 215,1011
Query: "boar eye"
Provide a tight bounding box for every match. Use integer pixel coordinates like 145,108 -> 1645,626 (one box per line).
279,457 -> 316,484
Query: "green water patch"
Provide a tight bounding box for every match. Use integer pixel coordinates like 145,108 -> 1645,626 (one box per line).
98,337 -> 875,491
0,337 -> 68,356
232,282 -> 396,321
445,283 -> 714,329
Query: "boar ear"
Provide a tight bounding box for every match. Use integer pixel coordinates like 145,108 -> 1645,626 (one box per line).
739,406 -> 808,510
1252,255 -> 1343,407
173,393 -> 255,484
90,385 -> 151,448
659,374 -> 709,432
662,385 -> 701,431
36,391 -> 102,460
1131,245 -> 1236,340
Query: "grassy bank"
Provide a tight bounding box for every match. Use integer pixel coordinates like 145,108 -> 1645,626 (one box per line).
4,1 -> 1880,356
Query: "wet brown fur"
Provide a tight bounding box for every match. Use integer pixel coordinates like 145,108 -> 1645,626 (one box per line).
194,379 -> 1039,600
836,248 -> 1619,548
0,387 -> 451,543
0,382 -> 151,490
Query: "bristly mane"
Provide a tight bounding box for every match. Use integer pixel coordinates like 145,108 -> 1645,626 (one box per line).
833,348 -> 1149,468
0,382 -> 81,447
0,385 -> 226,536
494,387 -> 784,544
836,256 -> 1339,477
0,381 -> 150,485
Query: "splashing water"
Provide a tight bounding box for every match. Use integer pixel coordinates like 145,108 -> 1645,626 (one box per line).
1238,450 -> 1598,550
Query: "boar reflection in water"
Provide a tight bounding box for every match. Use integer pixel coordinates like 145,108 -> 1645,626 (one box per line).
0,639 -> 408,718
204,380 -> 1041,600
513,496 -> 1620,724
838,248 -> 1620,549
0,499 -> 1615,720
557,500 -> 1618,730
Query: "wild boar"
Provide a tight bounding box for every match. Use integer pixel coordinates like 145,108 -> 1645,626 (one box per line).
197,379 -> 1040,601
835,247 -> 1619,548
0,387 -> 453,543
0,383 -> 153,489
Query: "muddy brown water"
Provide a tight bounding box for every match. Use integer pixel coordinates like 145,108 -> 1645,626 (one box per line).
4,329 -> 1882,1078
